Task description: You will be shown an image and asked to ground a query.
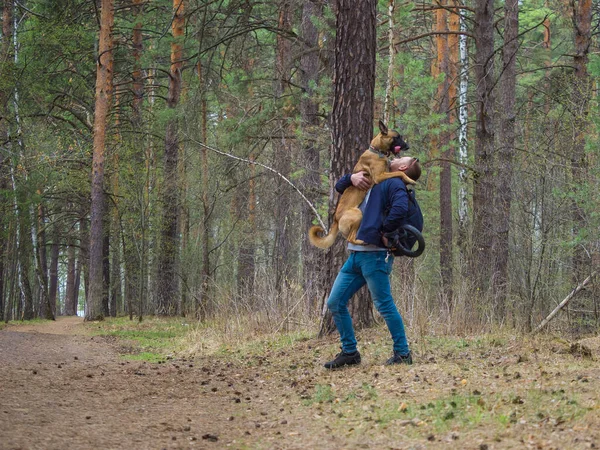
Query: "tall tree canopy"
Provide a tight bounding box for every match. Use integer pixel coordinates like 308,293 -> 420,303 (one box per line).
0,0 -> 599,335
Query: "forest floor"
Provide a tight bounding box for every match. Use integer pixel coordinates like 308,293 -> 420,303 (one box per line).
1,317 -> 599,450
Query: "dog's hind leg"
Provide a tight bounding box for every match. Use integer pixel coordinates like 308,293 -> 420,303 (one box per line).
339,208 -> 365,245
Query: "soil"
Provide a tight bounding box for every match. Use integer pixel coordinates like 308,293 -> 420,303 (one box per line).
1,317 -> 599,450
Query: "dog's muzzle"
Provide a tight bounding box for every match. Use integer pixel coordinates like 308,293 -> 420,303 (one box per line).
392,135 -> 409,154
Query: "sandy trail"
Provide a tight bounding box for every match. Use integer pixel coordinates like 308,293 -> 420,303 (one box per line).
0,317 -> 299,450
2,317 -> 599,450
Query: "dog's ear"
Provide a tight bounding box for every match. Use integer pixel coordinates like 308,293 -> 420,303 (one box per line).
378,120 -> 388,136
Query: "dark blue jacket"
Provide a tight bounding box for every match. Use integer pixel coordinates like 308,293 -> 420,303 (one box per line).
336,174 -> 424,248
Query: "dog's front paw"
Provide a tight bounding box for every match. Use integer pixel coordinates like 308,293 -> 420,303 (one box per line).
400,173 -> 416,185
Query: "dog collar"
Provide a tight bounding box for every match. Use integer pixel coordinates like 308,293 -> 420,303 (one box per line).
369,145 -> 388,158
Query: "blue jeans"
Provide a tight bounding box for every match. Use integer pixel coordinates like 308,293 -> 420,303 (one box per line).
326,251 -> 409,355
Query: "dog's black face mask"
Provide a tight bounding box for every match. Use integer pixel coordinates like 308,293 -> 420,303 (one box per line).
391,134 -> 409,155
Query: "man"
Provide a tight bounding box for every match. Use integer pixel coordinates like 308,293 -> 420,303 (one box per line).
324,156 -> 423,369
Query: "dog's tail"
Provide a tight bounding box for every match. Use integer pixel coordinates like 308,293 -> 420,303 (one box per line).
309,222 -> 339,249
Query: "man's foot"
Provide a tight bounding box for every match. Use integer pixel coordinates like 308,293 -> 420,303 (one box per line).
324,350 -> 361,369
385,351 -> 413,365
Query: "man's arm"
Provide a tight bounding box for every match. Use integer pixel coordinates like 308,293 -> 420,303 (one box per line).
382,179 -> 409,233
335,172 -> 372,194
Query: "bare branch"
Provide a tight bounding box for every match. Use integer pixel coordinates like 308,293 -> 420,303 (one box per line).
533,272 -> 597,333
184,134 -> 328,232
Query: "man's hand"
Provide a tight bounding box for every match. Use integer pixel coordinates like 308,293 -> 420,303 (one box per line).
351,171 -> 372,191
381,235 -> 389,248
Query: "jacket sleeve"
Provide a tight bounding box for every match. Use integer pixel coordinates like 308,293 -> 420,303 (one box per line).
335,174 -> 353,194
381,179 -> 409,233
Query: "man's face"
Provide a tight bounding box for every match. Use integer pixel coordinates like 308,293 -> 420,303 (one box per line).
390,157 -> 414,172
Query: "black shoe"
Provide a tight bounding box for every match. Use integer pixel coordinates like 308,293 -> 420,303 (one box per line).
385,351 -> 413,365
324,350 -> 361,369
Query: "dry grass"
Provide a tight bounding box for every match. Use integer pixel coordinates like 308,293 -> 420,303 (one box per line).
75,306 -> 600,448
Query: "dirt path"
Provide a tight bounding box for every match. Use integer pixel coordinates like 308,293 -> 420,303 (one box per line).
0,317 -> 291,450
1,318 -> 599,450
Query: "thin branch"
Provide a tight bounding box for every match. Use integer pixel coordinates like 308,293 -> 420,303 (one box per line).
185,134 -> 328,232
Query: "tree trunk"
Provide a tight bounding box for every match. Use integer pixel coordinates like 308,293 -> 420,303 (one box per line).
299,0 -> 324,313
237,151 -> 256,300
457,2 -> 470,264
571,0 -> 592,281
36,199 -> 53,320
102,204 -> 110,317
435,0 -> 454,307
178,138 -> 188,316
18,213 -> 34,320
470,0 -> 496,296
492,0 -> 519,315
110,196 -> 121,318
156,0 -> 184,315
48,226 -> 59,317
132,0 -> 144,127
87,0 -> 114,321
0,199 -> 6,320
65,236 -> 77,316
322,0 -> 377,333
0,0 -> 11,321
81,219 -> 90,313
197,60 -> 211,319
273,0 -> 294,294
383,0 -> 395,124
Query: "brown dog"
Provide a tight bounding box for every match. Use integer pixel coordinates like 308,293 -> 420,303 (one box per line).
309,121 -> 415,249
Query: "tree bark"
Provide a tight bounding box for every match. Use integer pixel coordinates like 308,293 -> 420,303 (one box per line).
48,226 -> 59,317
435,0 -> 454,307
571,0 -> 592,281
299,0 -> 324,313
383,0 -> 395,124
87,0 -> 114,321
322,0 -> 377,333
156,0 -> 184,315
273,0 -> 294,294
65,235 -> 78,316
0,0 -> 11,322
35,199 -> 53,320
492,0 -> 519,314
102,203 -> 110,317
470,0 -> 496,296
132,0 -> 144,127
457,2 -> 470,263
198,60 -> 211,319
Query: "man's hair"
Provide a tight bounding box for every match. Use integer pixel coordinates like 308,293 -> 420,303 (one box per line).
404,158 -> 421,182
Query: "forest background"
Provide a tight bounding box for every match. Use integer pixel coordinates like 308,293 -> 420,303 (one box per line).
0,0 -> 599,339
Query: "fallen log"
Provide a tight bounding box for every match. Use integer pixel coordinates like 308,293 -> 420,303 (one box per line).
533,271 -> 597,334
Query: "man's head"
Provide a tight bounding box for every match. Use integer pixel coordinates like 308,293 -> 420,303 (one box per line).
391,157 -> 421,182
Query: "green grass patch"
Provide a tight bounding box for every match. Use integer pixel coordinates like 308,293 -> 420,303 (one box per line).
0,318 -> 56,331
87,316 -> 193,358
2,318 -> 53,327
370,393 -> 489,432
304,384 -> 336,405
370,388 -> 590,436
421,334 -> 508,354
215,329 -> 314,358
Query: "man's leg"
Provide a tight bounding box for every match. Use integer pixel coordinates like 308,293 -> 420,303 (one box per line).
326,253 -> 366,354
360,252 -> 410,356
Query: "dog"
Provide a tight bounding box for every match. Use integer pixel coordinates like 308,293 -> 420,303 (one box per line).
309,120 -> 415,249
